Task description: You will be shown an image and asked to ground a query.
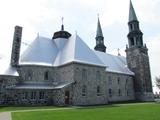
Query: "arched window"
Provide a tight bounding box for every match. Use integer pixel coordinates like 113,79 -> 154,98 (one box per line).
130,37 -> 134,46
82,85 -> 87,96
31,91 -> 36,99
127,90 -> 129,96
97,86 -> 101,96
27,70 -> 32,81
44,71 -> 49,80
39,91 -> 45,99
23,92 -> 28,100
108,76 -> 112,85
109,89 -> 112,97
118,89 -> 122,96
96,71 -> 101,80
117,77 -> 120,85
82,69 -> 87,80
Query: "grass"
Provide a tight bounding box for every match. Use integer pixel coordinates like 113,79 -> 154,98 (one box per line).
12,102 -> 160,120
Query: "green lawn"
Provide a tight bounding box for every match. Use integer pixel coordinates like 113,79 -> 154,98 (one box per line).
12,103 -> 160,120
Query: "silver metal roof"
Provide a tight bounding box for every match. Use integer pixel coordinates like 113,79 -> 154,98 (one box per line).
9,81 -> 74,90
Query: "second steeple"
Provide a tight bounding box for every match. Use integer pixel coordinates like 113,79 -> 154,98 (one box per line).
94,16 -> 106,52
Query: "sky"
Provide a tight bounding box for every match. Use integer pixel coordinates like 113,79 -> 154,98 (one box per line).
0,0 -> 160,93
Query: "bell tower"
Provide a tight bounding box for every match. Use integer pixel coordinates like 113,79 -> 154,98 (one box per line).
126,1 -> 154,101
94,16 -> 106,52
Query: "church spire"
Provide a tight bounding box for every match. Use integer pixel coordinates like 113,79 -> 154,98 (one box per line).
96,15 -> 103,38
129,0 -> 138,22
94,15 -> 106,52
127,1 -> 143,48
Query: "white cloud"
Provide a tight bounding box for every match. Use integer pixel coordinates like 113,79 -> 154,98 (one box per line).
147,36 -> 160,86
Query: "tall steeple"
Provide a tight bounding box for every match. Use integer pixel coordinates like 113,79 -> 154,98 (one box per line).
94,16 -> 106,52
96,17 -> 103,38
126,1 -> 154,101
127,0 -> 143,48
129,0 -> 138,22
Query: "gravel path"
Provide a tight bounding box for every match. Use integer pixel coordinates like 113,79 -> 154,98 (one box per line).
0,112 -> 11,120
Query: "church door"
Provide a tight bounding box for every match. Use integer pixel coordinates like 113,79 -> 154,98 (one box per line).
65,91 -> 70,105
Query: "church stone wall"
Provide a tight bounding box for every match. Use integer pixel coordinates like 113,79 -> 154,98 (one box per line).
55,64 -> 74,83
0,75 -> 18,104
14,64 -> 75,105
106,72 -> 135,102
72,63 -> 108,105
18,65 -> 55,82
0,63 -> 135,106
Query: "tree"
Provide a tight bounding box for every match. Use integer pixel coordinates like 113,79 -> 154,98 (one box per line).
155,76 -> 160,89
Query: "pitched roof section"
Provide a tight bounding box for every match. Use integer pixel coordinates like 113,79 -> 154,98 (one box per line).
20,36 -> 58,66
19,33 -> 134,75
74,34 -> 105,66
96,17 -> 103,37
20,34 -> 105,67
95,51 -> 134,75
0,58 -> 19,76
129,0 -> 138,22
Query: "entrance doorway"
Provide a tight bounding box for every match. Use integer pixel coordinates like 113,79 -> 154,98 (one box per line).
65,91 -> 70,105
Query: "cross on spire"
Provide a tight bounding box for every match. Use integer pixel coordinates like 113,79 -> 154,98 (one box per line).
61,17 -> 64,31
118,48 -> 121,56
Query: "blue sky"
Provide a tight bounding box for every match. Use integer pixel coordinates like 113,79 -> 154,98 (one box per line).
0,0 -> 160,92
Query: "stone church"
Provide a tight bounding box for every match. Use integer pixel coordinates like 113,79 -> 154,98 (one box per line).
0,1 -> 154,105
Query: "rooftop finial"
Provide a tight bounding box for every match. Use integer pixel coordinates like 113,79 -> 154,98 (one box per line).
118,48 -> 121,56
61,17 -> 64,31
37,32 -> 39,39
97,13 -> 99,18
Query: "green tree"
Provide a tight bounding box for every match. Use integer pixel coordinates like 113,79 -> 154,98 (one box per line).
155,76 -> 160,89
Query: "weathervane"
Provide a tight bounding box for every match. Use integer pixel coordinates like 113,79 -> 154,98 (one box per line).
97,13 -> 99,18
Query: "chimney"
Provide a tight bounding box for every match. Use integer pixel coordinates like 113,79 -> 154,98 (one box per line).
10,26 -> 23,67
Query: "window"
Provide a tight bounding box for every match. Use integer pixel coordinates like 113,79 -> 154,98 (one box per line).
97,86 -> 101,96
100,40 -> 103,44
39,91 -> 45,99
96,40 -> 100,44
82,85 -> 87,96
126,78 -> 128,84
96,71 -> 101,80
27,70 -> 32,80
117,77 -> 120,85
140,38 -> 143,46
125,78 -> 128,90
130,24 -> 134,31
22,92 -> 28,100
108,76 -> 112,85
31,91 -> 36,99
109,89 -> 112,97
127,90 -> 129,96
118,89 -> 122,96
82,69 -> 87,80
44,71 -> 49,80
130,38 -> 134,46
